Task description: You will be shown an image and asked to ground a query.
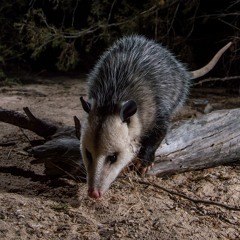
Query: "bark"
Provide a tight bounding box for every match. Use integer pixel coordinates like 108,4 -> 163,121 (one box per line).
0,107 -> 239,180
149,108 -> 240,176
0,107 -> 85,180
0,107 -> 57,138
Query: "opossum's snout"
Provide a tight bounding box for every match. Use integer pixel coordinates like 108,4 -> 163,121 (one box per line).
88,188 -> 103,199
85,148 -> 135,199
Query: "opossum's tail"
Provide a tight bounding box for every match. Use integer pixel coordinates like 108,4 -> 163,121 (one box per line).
190,42 -> 232,79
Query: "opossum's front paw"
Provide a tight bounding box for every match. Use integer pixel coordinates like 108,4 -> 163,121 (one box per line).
135,147 -> 155,175
133,155 -> 155,175
134,161 -> 154,175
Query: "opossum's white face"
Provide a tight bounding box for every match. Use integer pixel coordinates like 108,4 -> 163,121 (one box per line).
80,98 -> 141,199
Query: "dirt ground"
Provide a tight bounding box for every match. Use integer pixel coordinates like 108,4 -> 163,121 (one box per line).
0,77 -> 240,240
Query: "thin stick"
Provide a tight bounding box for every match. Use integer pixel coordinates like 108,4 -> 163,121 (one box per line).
0,141 -> 16,147
136,179 -> 240,211
23,107 -> 38,121
74,116 -> 81,140
49,162 -> 79,182
19,128 -> 32,144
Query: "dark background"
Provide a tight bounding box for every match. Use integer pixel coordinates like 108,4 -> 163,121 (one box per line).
0,0 -> 239,88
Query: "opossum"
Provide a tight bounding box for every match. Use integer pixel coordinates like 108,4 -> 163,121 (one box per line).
80,35 -> 231,199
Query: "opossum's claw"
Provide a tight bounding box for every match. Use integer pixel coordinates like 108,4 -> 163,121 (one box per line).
140,163 -> 154,175
133,160 -> 154,176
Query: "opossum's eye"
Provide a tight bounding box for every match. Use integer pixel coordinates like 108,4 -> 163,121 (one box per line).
85,149 -> 93,162
106,153 -> 118,164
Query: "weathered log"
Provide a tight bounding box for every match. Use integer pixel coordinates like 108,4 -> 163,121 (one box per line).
0,107 -> 57,138
0,107 -> 239,179
0,107 -> 85,180
149,108 -> 240,176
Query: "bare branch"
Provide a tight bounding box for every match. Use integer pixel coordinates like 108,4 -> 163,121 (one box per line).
194,12 -> 240,19
107,0 -> 117,24
166,2 -> 180,36
0,107 -> 57,138
23,107 -> 38,121
72,0 -> 79,27
59,5 -> 158,39
74,116 -> 81,140
218,18 -> 240,31
193,76 -> 240,86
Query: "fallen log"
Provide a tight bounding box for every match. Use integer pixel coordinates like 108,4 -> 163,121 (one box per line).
0,107 -> 239,179
0,107 -> 85,180
149,108 -> 240,176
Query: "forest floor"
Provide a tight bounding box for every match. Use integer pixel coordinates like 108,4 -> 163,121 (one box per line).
0,77 -> 240,240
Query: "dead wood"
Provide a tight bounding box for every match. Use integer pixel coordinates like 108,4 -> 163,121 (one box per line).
0,107 -> 239,180
0,107 -> 85,180
0,107 -> 57,138
149,108 -> 240,176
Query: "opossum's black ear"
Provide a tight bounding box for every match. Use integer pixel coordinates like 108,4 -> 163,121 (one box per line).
80,97 -> 91,113
120,100 -> 137,122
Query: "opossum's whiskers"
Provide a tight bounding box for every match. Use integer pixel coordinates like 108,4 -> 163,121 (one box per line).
50,159 -> 87,182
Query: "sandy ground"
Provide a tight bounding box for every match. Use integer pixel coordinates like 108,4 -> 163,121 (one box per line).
0,77 -> 240,240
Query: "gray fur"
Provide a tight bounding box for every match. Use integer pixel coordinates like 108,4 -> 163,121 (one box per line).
81,35 -> 191,197
88,35 -> 190,129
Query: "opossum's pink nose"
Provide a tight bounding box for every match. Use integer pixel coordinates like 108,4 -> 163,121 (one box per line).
88,189 -> 102,199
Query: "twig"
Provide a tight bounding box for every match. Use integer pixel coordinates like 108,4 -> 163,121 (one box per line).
189,12 -> 240,21
39,10 -> 57,34
72,0 -> 79,27
7,149 -> 13,160
107,0 -> 117,24
226,0 -> 240,10
61,5 -> 157,39
193,76 -> 240,86
154,9 -> 158,40
0,141 -> 16,147
136,179 -> 240,211
184,1 -> 200,41
23,107 -> 38,121
19,128 -> 31,144
49,161 -> 79,182
166,2 -> 180,36
218,18 -> 240,31
74,116 -> 81,140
